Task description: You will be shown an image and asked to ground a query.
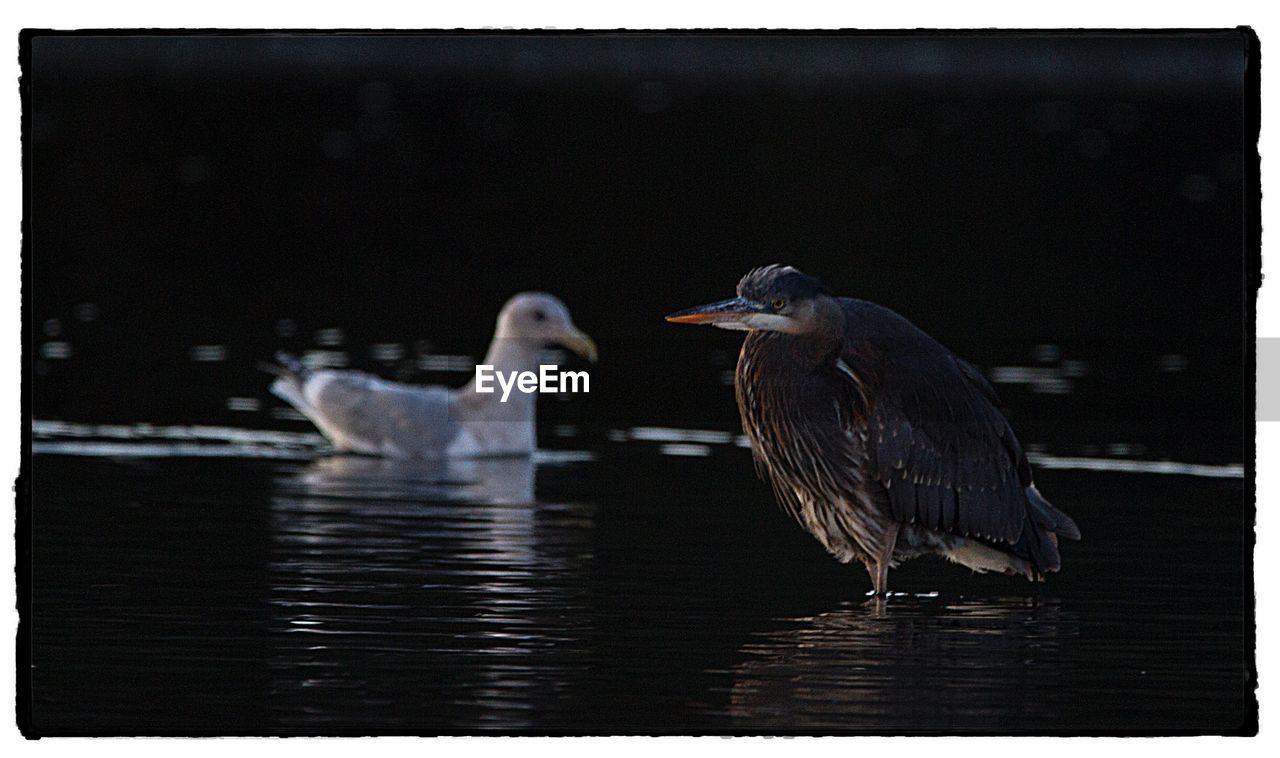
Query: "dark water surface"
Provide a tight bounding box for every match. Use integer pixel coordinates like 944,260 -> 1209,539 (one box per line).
27,428 -> 1251,735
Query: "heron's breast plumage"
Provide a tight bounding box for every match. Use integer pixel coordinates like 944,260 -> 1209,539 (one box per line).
735,332 -> 895,563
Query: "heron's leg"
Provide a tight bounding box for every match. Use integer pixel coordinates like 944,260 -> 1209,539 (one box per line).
871,522 -> 901,595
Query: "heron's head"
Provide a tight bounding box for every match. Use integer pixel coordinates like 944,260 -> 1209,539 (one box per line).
665,265 -> 830,334
497,292 -> 598,362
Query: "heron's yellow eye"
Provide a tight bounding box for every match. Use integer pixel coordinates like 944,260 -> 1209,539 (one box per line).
772,299 -> 786,311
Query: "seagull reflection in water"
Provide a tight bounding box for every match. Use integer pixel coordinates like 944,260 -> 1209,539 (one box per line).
290,454 -> 537,505
264,454 -> 596,731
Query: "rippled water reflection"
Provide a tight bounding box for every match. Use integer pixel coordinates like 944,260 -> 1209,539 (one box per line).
28,427 -> 1251,734
266,456 -> 596,731
728,598 -> 1076,731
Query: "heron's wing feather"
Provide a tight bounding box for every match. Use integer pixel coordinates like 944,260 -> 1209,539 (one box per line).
865,347 -> 1028,545
832,299 -> 1058,549
839,307 -> 1079,577
298,371 -> 459,456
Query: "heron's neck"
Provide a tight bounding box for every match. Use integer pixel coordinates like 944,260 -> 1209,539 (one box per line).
768,298 -> 846,366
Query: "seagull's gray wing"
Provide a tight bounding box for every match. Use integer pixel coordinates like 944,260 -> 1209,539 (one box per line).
285,370 -> 461,457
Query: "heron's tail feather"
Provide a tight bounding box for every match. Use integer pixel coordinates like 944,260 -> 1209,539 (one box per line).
992,486 -> 1080,579
1027,485 -> 1081,540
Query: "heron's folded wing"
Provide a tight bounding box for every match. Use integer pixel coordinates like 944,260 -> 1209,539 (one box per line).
860,345 -> 1030,545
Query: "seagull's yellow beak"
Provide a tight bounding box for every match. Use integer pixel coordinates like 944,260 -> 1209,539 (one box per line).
558,327 -> 598,363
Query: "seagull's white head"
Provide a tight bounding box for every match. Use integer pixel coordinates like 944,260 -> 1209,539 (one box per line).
496,292 -> 598,362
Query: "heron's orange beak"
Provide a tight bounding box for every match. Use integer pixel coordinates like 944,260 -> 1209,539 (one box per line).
665,297 -> 764,326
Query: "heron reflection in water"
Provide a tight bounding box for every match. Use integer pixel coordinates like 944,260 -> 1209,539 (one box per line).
668,265 -> 1080,595
728,597 -> 1075,732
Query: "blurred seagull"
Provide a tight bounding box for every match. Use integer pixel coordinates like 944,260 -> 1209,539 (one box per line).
264,293 -> 596,458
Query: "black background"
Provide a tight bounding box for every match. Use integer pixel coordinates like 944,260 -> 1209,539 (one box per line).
27,31 -> 1253,459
